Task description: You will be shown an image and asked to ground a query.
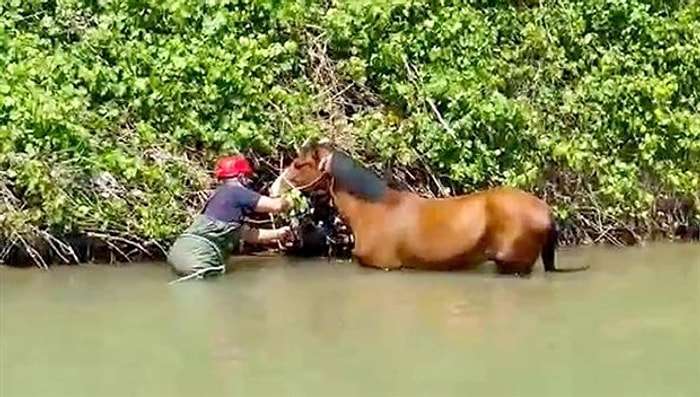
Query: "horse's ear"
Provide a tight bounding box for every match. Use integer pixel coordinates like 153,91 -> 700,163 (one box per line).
297,137 -> 312,153
311,147 -> 322,161
313,137 -> 334,160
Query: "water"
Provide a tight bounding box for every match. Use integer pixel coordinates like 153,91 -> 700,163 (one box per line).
1,243 -> 699,397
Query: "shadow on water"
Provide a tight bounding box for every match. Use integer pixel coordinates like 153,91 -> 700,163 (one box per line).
1,242 -> 699,397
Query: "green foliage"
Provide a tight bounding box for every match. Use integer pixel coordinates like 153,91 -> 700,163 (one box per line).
282,189 -> 311,218
1,0 -> 699,262
276,188 -> 312,232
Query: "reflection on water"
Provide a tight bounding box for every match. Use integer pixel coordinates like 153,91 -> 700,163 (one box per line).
1,243 -> 699,397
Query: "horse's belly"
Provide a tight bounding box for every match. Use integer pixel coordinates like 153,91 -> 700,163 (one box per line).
414,254 -> 486,270
351,208 -> 487,270
353,250 -> 401,270
402,229 -> 488,269
402,245 -> 488,270
354,237 -> 487,271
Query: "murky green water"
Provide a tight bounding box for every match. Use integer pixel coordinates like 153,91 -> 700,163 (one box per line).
1,242 -> 699,397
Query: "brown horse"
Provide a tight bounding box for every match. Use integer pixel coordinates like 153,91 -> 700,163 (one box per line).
270,141 -> 589,276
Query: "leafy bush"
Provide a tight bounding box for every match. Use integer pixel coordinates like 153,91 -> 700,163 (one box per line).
1,0 -> 698,266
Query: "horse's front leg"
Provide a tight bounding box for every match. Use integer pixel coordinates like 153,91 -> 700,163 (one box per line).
350,228 -> 403,270
352,248 -> 402,271
353,254 -> 381,270
351,247 -> 379,269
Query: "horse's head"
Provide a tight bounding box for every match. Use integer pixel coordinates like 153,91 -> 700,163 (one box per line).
269,138 -> 334,197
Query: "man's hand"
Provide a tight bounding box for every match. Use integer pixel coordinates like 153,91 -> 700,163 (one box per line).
276,226 -> 295,245
241,225 -> 295,246
279,196 -> 293,212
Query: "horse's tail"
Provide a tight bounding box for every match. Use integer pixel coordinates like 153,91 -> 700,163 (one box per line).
542,216 -> 590,273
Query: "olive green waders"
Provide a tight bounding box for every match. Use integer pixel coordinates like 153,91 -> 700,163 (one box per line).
167,214 -> 243,280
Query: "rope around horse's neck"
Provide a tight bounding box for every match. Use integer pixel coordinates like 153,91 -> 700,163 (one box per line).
268,212 -> 286,250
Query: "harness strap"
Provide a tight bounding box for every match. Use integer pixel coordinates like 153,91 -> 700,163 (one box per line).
281,171 -> 326,192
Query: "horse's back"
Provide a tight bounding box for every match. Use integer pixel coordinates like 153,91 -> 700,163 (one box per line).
431,186 -> 553,249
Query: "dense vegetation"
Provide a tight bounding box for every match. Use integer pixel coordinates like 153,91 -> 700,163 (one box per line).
1,0 -> 698,267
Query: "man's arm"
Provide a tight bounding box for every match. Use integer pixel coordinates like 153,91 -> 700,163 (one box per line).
254,195 -> 292,214
238,186 -> 291,214
240,225 -> 292,245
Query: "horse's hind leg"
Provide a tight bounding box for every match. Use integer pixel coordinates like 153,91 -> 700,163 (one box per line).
494,260 -> 535,277
492,236 -> 540,277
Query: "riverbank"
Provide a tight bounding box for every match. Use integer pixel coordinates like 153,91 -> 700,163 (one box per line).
2,212 -> 698,269
2,1 -> 698,268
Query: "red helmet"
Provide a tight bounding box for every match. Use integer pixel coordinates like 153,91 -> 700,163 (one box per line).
214,155 -> 254,179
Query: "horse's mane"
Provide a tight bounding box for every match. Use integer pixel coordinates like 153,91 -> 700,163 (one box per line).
297,141 -> 388,202
328,150 -> 388,202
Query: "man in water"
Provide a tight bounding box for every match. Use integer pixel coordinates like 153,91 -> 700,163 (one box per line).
167,155 -> 295,280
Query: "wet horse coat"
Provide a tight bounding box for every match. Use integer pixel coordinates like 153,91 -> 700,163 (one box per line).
272,143 -> 588,275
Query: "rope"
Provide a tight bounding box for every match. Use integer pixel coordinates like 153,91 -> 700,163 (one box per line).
279,171 -> 326,193
268,213 -> 287,250
168,265 -> 226,285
